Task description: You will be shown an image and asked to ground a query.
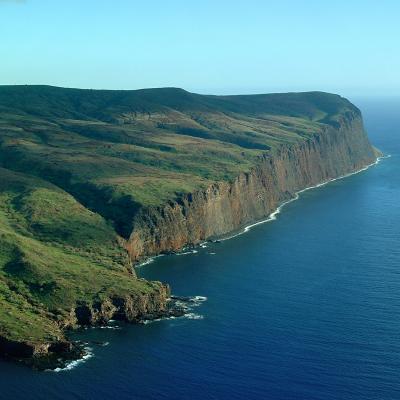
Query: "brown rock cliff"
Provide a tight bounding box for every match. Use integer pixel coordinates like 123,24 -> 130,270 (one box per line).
127,111 -> 378,262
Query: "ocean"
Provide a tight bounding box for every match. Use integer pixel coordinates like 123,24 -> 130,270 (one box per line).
0,98 -> 399,400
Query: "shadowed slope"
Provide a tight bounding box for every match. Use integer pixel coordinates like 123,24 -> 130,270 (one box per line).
0,86 -> 358,236
0,86 -> 374,366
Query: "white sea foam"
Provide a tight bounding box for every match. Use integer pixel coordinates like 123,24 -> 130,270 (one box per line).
173,300 -> 190,310
184,313 -> 204,320
51,346 -> 94,373
142,312 -> 204,323
220,155 -> 389,241
141,315 -> 178,325
192,295 -> 208,302
99,325 -> 121,330
136,254 -> 165,268
176,249 -> 198,256
141,295 -> 207,324
137,258 -> 155,267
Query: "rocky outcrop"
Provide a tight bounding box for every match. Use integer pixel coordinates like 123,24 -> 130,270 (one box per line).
1,106 -> 379,370
0,334 -> 80,370
0,282 -> 174,370
69,282 -> 172,327
127,111 -> 378,262
0,336 -> 69,359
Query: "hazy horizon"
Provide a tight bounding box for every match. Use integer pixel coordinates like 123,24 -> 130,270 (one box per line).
1,0 -> 399,99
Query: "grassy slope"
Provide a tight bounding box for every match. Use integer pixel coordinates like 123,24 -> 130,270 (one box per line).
0,86 -> 359,347
0,86 -> 357,235
0,168 -> 160,345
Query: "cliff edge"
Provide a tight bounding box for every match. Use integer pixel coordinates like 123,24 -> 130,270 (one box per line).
0,86 -> 379,368
127,109 -> 378,261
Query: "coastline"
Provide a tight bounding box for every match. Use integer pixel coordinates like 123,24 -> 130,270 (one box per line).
8,157 -> 387,372
21,155 -> 389,372
136,154 -> 389,266
219,154 -> 389,242
48,295 -> 208,372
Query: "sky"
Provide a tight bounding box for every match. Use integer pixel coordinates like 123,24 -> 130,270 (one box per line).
1,0 -> 399,97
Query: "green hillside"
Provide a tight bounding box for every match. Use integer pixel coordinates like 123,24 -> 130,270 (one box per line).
0,86 -> 357,235
0,86 -> 359,359
0,168 -> 160,347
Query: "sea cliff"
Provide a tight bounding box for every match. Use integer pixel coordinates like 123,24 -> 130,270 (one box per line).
0,86 -> 380,369
0,283 -> 173,370
127,111 -> 378,262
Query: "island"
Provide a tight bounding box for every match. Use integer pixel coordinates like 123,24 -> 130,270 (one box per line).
0,86 -> 380,368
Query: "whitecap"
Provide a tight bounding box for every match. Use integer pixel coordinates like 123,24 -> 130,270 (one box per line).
99,325 -> 121,330
140,315 -> 177,325
184,313 -> 204,320
51,347 -> 93,373
192,295 -> 207,302
141,294 -> 207,324
136,254 -> 165,268
176,249 -> 198,256
142,312 -> 204,323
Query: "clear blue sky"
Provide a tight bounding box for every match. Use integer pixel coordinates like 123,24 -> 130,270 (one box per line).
1,0 -> 399,97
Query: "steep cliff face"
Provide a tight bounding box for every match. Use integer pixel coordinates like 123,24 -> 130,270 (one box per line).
0,86 -> 379,369
68,282 -> 171,327
127,111 -> 378,262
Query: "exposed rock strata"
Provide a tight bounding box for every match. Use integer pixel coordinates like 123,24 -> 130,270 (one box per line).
0,282 -> 172,369
1,109 -> 379,370
70,283 -> 171,327
127,112 -> 378,262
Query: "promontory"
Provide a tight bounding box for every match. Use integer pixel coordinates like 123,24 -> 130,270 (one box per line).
0,86 -> 379,368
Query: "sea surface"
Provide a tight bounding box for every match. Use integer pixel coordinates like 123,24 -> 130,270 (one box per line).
1,99 -> 399,400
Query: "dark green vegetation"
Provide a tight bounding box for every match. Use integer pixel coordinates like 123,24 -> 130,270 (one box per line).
0,168 -> 161,352
0,85 -> 361,363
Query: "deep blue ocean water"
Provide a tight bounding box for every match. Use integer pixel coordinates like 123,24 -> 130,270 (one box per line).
1,99 -> 399,400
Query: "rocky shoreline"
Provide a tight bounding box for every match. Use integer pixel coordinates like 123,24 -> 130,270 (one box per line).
127,110 -> 378,263
0,106 -> 379,370
0,291 -> 194,370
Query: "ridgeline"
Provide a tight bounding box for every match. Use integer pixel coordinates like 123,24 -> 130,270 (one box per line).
0,86 -> 378,368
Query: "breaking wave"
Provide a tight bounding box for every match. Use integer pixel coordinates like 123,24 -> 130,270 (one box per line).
51,347 -> 94,373
141,295 -> 207,325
